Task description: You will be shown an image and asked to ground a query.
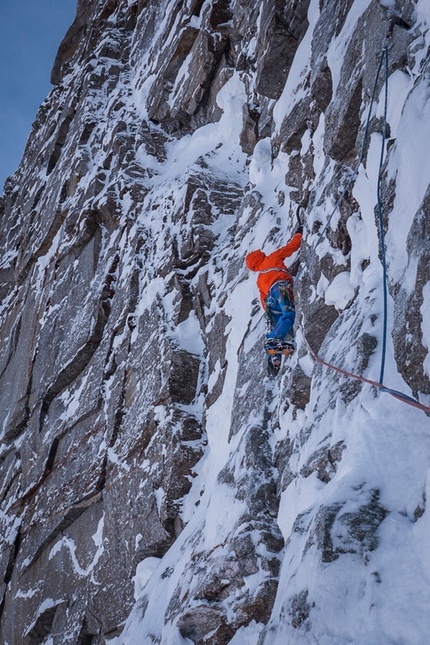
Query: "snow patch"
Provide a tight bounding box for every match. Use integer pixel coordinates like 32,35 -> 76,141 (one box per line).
324,271 -> 355,310
49,515 -> 105,582
133,557 -> 161,600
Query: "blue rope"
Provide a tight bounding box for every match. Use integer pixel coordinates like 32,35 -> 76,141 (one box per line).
378,385 -> 423,406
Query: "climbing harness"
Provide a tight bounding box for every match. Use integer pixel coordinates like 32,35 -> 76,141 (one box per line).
259,267 -> 292,276
295,20 -> 430,415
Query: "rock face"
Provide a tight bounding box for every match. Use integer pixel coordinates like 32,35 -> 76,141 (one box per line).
1,0 -> 430,644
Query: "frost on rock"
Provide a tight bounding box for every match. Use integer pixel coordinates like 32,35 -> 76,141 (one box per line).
1,0 -> 430,644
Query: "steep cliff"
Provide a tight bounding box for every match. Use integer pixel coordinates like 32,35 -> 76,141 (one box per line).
1,0 -> 430,643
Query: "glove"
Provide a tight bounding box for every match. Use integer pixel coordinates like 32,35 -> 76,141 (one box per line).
296,224 -> 303,235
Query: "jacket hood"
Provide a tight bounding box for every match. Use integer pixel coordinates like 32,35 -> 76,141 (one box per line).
246,249 -> 265,271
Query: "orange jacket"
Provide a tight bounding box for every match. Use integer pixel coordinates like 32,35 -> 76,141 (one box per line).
246,232 -> 302,307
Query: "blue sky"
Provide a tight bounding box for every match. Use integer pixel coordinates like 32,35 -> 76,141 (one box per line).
0,0 -> 77,189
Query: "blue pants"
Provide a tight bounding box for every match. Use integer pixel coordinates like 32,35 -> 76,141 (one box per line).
264,280 -> 295,343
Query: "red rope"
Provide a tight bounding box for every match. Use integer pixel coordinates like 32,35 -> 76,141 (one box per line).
300,327 -> 430,415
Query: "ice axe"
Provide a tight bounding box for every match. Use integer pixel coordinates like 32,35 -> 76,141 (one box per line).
386,13 -> 412,39
296,205 -> 304,235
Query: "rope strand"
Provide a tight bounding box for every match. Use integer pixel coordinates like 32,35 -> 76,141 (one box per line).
300,325 -> 430,415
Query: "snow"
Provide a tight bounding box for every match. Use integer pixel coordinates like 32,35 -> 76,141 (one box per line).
327,0 -> 373,89
3,0 -> 430,643
133,557 -> 161,600
273,0 -> 320,129
249,138 -> 272,186
226,621 -> 263,644
107,447 -> 131,470
378,69 -> 412,139
385,77 -> 430,286
346,211 -> 372,287
421,281 -> 430,378
114,2 -> 430,642
24,598 -> 64,637
14,585 -> 41,600
169,311 -> 204,356
161,74 -> 247,182
207,358 -> 222,392
49,515 -> 105,582
324,271 -> 355,310
59,371 -> 92,422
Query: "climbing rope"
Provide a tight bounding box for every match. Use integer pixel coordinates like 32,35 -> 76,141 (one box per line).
301,326 -> 430,415
295,21 -> 430,415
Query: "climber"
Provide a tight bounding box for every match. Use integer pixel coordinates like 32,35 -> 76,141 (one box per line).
246,218 -> 303,374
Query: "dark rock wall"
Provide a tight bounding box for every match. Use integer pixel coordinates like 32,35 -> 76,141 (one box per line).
1,0 -> 429,643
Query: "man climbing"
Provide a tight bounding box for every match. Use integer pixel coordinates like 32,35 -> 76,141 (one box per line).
246,218 -> 303,375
